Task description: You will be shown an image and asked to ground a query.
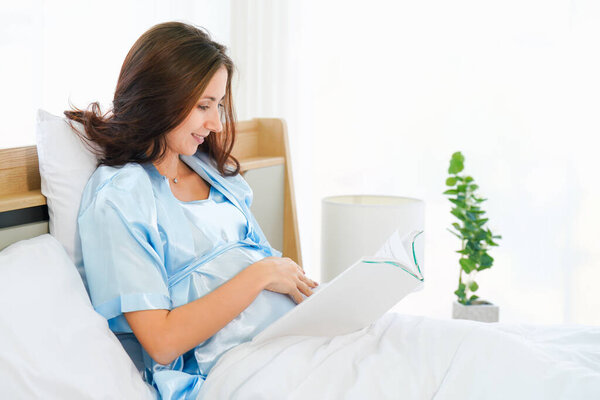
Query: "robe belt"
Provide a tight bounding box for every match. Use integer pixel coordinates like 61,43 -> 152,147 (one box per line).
167,238 -> 267,288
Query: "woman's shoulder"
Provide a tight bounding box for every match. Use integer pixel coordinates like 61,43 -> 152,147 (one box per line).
187,152 -> 247,184
86,162 -> 151,193
79,162 -> 155,214
188,152 -> 252,198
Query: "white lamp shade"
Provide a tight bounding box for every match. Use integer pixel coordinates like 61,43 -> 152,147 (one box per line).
320,195 -> 425,282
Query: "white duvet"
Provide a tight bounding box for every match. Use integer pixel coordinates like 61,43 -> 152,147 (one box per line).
198,312 -> 600,399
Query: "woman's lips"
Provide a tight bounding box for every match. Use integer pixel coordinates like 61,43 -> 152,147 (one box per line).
192,133 -> 204,144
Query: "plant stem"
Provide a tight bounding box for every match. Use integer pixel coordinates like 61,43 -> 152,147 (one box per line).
459,238 -> 465,288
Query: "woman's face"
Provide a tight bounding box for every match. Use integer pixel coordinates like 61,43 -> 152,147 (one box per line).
164,66 -> 228,156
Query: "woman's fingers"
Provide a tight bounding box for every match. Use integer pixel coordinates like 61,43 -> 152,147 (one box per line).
283,258 -> 319,287
260,257 -> 321,301
297,280 -> 313,297
298,272 -> 318,288
282,256 -> 305,274
289,288 -> 304,304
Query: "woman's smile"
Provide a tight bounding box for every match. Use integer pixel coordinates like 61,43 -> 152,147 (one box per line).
192,132 -> 205,144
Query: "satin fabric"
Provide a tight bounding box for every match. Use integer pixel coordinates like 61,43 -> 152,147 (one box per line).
78,151 -> 295,399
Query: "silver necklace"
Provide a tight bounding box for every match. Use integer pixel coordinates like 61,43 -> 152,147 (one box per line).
168,165 -> 180,184
155,161 -> 181,184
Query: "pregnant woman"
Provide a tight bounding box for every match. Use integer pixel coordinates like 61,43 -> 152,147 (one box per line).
69,20 -> 600,400
70,21 -> 318,399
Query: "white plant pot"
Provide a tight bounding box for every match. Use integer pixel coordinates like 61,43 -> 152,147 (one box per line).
452,300 -> 499,323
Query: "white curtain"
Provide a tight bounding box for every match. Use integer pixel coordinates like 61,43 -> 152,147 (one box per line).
230,0 -> 316,282
0,0 -> 231,149
230,0 -> 600,325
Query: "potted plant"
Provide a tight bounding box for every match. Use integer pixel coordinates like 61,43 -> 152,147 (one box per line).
444,151 -> 502,323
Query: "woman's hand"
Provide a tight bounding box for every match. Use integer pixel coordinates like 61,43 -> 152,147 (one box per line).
251,257 -> 319,304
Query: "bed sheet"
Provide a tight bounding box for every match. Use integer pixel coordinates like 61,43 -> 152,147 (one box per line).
197,312 -> 600,399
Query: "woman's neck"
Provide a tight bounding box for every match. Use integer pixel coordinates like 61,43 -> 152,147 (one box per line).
153,151 -> 185,180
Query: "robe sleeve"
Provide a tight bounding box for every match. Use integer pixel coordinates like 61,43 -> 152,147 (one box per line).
78,167 -> 171,332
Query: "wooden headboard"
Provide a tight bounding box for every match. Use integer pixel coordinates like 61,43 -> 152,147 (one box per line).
0,117 -> 302,265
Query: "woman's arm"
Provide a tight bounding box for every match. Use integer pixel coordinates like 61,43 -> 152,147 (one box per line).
125,257 -> 317,365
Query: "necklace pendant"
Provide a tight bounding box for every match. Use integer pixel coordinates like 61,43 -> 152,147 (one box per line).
173,178 -> 178,184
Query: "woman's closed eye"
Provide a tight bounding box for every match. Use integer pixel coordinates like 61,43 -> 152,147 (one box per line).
198,104 -> 224,111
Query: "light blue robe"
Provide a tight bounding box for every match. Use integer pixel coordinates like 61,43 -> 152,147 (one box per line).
78,151 -> 296,399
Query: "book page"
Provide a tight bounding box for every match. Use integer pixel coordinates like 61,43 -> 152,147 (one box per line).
371,229 -> 424,282
253,228 -> 425,342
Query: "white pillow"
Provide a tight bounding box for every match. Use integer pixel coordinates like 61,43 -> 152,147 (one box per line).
35,109 -> 99,289
0,234 -> 156,399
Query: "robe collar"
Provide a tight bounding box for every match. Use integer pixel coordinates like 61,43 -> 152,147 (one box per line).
140,152 -> 277,258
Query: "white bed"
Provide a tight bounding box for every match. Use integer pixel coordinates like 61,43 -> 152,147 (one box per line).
0,111 -> 599,399
200,313 -> 600,399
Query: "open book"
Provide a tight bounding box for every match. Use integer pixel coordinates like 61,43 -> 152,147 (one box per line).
253,229 -> 424,343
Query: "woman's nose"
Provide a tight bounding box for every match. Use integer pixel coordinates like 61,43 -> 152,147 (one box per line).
206,106 -> 223,133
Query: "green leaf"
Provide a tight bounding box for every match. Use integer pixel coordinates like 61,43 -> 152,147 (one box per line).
468,294 -> 479,303
455,281 -> 466,302
446,228 -> 462,239
474,230 -> 487,241
446,177 -> 458,186
480,253 -> 493,267
448,198 -> 467,208
451,208 -> 465,220
464,176 -> 473,183
474,197 -> 488,203
460,258 -> 476,273
476,218 -> 489,227
443,189 -> 458,195
455,249 -> 470,255
470,241 -> 482,251
478,264 -> 492,271
457,184 -> 468,192
468,281 -> 479,292
449,161 -> 463,174
448,152 -> 465,174
466,211 -> 477,221
468,184 -> 479,191
462,231 -> 475,241
454,289 -> 466,303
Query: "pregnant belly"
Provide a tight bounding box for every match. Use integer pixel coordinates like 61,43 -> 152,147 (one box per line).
170,245 -> 267,306
172,246 -> 296,375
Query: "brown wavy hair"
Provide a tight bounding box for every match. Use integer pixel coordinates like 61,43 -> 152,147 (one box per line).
64,21 -> 240,176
